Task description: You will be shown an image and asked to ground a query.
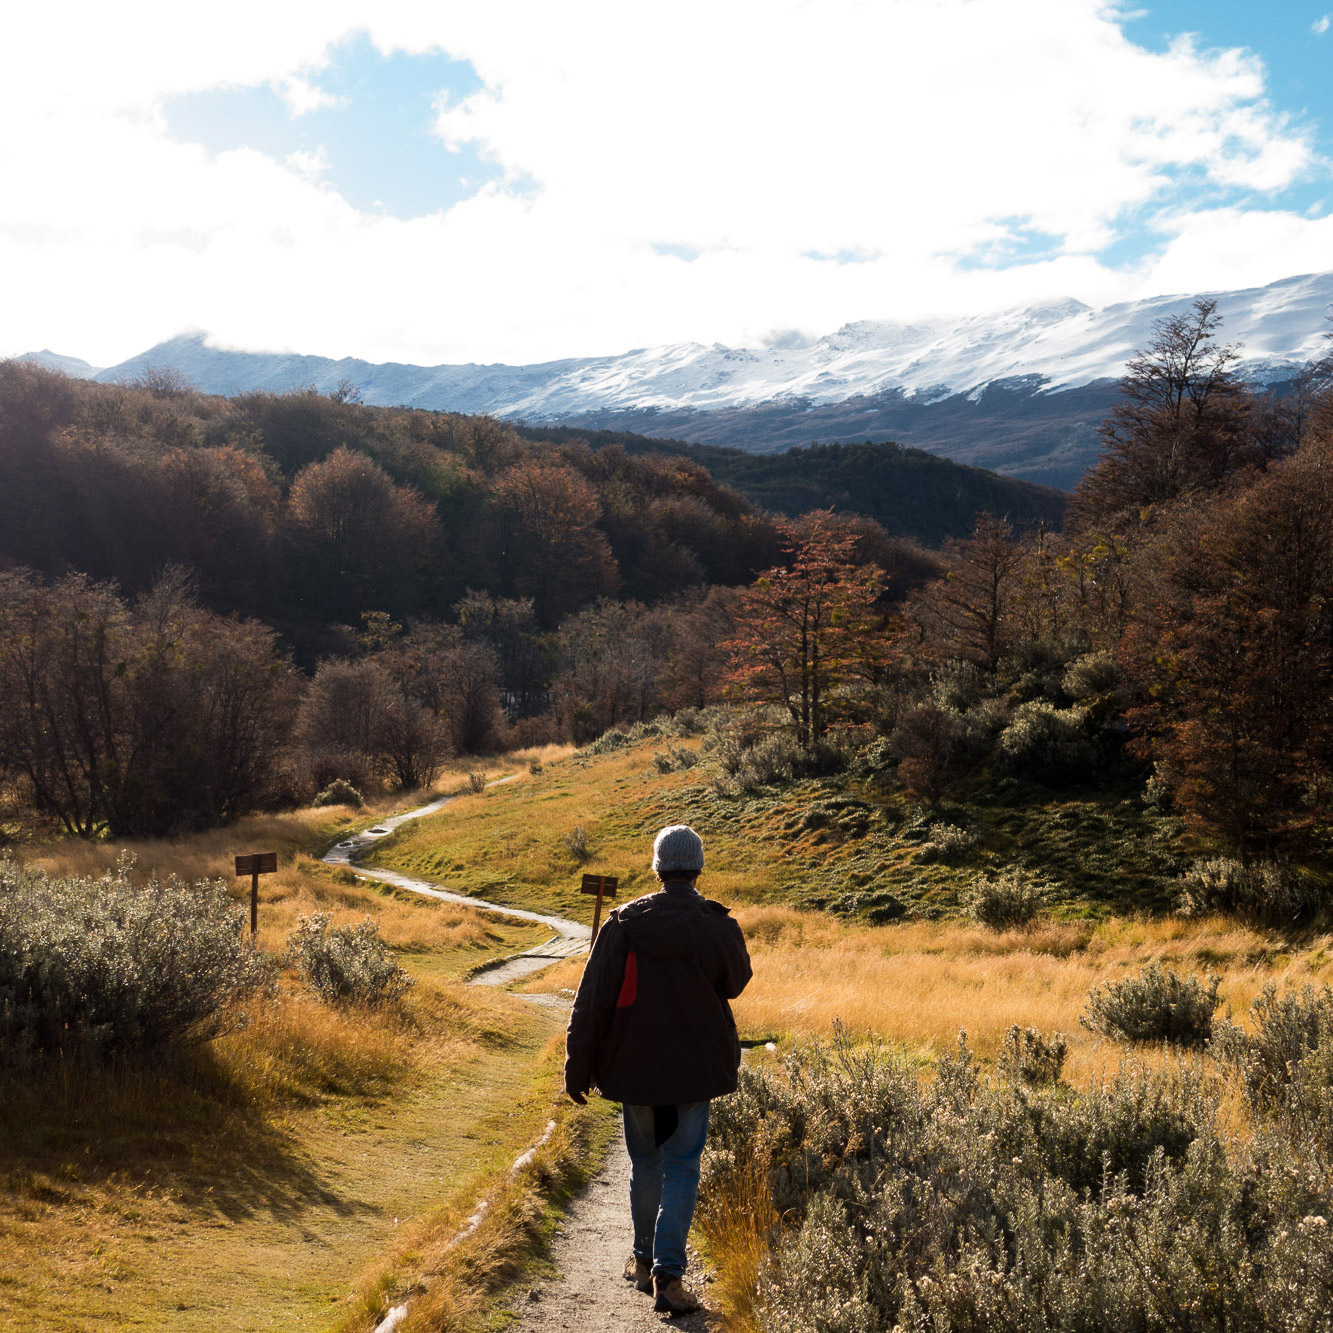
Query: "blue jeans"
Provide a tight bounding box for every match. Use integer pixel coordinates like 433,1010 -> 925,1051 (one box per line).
623,1101 -> 710,1279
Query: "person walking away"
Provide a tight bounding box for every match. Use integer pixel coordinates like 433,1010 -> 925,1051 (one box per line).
564,824 -> 751,1316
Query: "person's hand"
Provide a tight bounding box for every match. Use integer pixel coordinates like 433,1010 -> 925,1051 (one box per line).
568,1088 -> 588,1105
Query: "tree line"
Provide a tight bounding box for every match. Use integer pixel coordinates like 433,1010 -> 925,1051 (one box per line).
2,300 -> 1330,865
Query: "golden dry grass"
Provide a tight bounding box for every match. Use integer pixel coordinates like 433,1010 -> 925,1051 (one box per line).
331,1035 -> 618,1333
367,742 -> 707,919
728,907 -> 1332,1085
522,904 -> 1333,1093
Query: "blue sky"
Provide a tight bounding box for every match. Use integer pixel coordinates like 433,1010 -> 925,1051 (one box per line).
1,0 -> 1331,366
165,34 -> 502,218
1125,2 -> 1333,219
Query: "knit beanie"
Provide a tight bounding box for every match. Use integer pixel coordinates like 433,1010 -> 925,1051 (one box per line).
652,824 -> 705,876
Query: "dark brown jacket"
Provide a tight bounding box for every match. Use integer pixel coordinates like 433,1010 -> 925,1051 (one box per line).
564,883 -> 751,1106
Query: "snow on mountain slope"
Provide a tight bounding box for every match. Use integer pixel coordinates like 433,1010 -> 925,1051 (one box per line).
28,271 -> 1333,424
498,272 -> 1332,418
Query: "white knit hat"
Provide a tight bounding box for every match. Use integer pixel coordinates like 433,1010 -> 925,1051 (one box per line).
652,824 -> 705,875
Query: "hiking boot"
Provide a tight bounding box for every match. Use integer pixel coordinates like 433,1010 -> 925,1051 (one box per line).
623,1255 -> 652,1293
653,1272 -> 703,1316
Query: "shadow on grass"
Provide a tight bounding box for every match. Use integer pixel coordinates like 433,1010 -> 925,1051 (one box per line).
0,1043 -> 379,1225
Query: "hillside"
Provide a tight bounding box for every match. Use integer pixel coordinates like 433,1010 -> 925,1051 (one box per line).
515,426 -> 1067,542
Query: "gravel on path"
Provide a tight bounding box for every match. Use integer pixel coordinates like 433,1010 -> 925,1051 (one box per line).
507,1139 -> 724,1333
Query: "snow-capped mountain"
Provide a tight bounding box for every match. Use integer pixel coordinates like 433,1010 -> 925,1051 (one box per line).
27,271 -> 1333,489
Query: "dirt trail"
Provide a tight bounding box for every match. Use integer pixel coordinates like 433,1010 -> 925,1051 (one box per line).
322,776 -> 591,981
506,1143 -> 723,1333
346,786 -> 727,1333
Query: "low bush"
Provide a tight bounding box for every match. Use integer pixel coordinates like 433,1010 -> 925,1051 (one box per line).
1214,984 -> 1333,1145
1081,960 -> 1221,1045
0,855 -> 273,1056
997,1024 -> 1067,1086
711,727 -> 806,793
652,744 -> 700,774
581,728 -> 632,756
1178,856 -> 1322,923
702,1031 -> 1332,1333
1061,650 -> 1119,701
562,826 -> 593,864
966,867 -> 1049,927
996,701 -> 1095,779
466,771 -> 488,794
313,778 -> 365,808
286,913 -> 413,1008
916,822 -> 979,864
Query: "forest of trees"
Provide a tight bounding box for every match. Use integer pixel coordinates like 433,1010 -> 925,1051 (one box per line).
2,299 -> 1331,890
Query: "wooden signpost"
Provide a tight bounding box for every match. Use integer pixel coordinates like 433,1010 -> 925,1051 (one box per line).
580,873 -> 619,947
235,852 -> 278,934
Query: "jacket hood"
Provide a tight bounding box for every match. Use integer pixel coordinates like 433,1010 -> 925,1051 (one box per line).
617,886 -> 706,959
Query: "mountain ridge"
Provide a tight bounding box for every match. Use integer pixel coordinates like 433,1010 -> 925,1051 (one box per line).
22,271 -> 1332,489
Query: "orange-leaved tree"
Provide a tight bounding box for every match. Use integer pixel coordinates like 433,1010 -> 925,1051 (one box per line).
725,511 -> 890,748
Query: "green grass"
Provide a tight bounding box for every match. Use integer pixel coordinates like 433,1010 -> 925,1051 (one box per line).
365,740 -> 1191,926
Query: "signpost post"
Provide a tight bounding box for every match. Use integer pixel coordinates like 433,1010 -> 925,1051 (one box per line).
235,852 -> 278,934
580,873 -> 619,948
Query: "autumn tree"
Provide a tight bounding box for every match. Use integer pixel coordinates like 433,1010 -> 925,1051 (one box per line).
287,447 -> 438,620
379,621 -> 503,755
910,515 -> 1022,673
1071,298 -> 1254,529
0,568 -> 296,836
553,599 -> 674,742
456,590 -> 554,718
725,511 -> 888,748
1121,445 -> 1333,858
489,461 -> 618,626
294,657 -> 448,792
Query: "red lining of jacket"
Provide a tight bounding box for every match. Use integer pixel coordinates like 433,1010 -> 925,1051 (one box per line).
616,950 -> 638,1007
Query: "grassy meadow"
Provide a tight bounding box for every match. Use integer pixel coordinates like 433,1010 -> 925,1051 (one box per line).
363,727 -> 1333,1329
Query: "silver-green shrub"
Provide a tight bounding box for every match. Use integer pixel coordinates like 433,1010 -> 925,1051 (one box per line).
966,867 -> 1050,927
1061,650 -> 1119,700
562,826 -> 593,864
0,854 -> 273,1055
996,701 -> 1094,777
997,1024 -> 1067,1086
703,1030 -> 1333,1333
1178,857 -> 1321,923
652,744 -> 700,774
286,913 -> 413,1007
313,778 -> 365,808
1214,984 -> 1333,1147
1082,960 -> 1221,1045
917,823 -> 979,864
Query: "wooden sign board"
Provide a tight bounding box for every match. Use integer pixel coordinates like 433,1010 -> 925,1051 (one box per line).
580,874 -> 618,898
580,874 -> 619,949
235,851 -> 278,933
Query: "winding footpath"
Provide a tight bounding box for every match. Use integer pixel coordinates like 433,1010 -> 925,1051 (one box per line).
324,781 -> 720,1332
320,776 -> 590,983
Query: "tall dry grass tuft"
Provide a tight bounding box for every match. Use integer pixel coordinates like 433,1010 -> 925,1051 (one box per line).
697,1152 -> 777,1333
216,990 -> 406,1104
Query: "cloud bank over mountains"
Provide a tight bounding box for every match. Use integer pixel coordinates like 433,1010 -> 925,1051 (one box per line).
3,0 -> 1331,369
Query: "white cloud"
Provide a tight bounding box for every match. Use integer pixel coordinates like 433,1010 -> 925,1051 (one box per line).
0,0 -> 1326,367
1313,15 -> 1331,36
280,76 -> 345,117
